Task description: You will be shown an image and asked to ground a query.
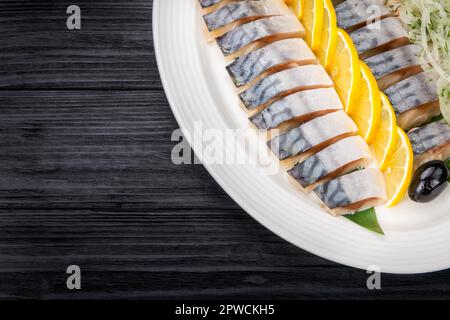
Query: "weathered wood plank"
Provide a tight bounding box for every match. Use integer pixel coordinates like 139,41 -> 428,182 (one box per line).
0,0 -> 158,89
0,90 -> 220,208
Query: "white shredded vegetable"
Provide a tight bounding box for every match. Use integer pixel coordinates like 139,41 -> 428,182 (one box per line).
387,0 -> 450,124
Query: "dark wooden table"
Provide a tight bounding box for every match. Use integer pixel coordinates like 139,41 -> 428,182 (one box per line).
1,0 -> 450,300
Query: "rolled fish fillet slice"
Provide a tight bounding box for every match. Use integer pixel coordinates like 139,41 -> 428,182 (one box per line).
364,44 -> 423,90
349,17 -> 409,59
226,38 -> 316,88
199,0 -> 223,8
203,0 -> 291,38
268,110 -> 358,164
408,120 -> 450,170
199,0 -> 241,13
288,136 -> 373,192
216,15 -> 305,60
240,65 -> 333,110
313,168 -> 387,216
199,0 -> 259,12
335,0 -> 393,32
250,87 -> 343,130
385,73 -> 440,130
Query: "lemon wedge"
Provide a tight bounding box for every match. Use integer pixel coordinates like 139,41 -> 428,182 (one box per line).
384,126 -> 414,207
301,0 -> 324,52
329,28 -> 361,113
290,0 -> 305,19
348,62 -> 381,142
371,93 -> 398,171
317,0 -> 337,71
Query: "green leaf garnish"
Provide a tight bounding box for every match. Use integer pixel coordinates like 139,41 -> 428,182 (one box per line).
345,208 -> 384,235
421,114 -> 444,126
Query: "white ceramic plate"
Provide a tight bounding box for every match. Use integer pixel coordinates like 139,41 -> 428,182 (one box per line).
153,0 -> 450,274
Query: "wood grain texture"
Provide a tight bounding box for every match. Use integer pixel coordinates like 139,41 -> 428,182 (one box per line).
0,0 -> 157,89
1,0 -> 450,300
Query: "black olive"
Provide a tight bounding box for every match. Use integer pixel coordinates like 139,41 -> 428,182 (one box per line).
409,160 -> 449,203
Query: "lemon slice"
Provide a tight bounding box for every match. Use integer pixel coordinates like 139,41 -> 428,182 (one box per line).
317,0 -> 337,71
330,28 -> 361,112
301,0 -> 324,52
348,62 -> 381,142
290,0 -> 305,18
371,93 -> 397,171
384,126 -> 414,207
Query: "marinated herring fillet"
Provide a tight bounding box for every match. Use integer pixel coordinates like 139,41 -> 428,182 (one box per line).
250,87 -> 343,129
385,73 -> 440,130
199,0 -> 263,9
313,168 -> 387,216
203,0 -> 290,33
226,38 -> 316,88
199,0 -> 223,8
268,110 -> 357,161
199,0 -> 243,15
199,0 -> 265,14
288,136 -> 372,192
239,65 -> 333,109
349,17 -> 409,59
408,120 -> 450,170
364,44 -> 423,90
216,15 -> 305,58
335,0 -> 393,32
198,1 -> 389,217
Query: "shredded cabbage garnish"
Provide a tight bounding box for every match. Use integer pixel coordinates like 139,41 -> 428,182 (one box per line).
440,80 -> 450,123
386,0 -> 450,124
